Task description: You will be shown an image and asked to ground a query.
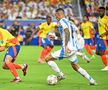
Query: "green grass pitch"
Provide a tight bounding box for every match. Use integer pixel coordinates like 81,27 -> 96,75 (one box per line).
0,46 -> 108,90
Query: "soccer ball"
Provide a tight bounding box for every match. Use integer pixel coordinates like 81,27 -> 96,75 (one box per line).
47,32 -> 58,40
47,75 -> 58,85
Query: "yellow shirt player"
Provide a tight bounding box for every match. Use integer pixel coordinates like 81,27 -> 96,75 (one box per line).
0,28 -> 28,82
81,21 -> 94,39
37,15 -> 56,63
98,15 -> 108,40
37,22 -> 55,38
96,7 -> 108,71
81,15 -> 95,57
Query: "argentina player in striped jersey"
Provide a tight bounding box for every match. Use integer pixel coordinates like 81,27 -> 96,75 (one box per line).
45,8 -> 97,85
70,20 -> 91,63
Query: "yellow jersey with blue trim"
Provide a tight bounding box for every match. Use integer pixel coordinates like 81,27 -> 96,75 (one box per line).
98,15 -> 108,39
0,28 -> 19,48
81,21 -> 94,39
38,22 -> 56,38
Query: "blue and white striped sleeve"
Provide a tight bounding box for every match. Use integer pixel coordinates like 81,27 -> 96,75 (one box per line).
59,19 -> 68,30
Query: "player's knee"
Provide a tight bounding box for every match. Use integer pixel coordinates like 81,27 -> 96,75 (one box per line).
5,55 -> 13,62
2,64 -> 8,69
45,57 -> 48,62
49,45 -> 54,49
71,63 -> 78,71
45,54 -> 53,62
45,56 -> 50,62
43,45 -> 47,49
2,66 -> 7,69
96,50 -> 104,56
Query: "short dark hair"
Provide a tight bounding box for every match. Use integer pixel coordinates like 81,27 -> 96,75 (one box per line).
56,8 -> 64,13
99,6 -> 105,10
46,15 -> 51,19
83,15 -> 89,19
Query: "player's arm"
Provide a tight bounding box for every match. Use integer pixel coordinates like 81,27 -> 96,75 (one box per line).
60,20 -> 70,47
90,22 -> 96,36
36,23 -> 44,36
64,28 -> 70,47
60,20 -> 70,53
99,31 -> 108,38
99,22 -> 108,38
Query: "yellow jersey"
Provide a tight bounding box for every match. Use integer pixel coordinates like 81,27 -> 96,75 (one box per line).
81,21 -> 94,39
38,22 -> 56,38
98,15 -> 108,39
0,28 -> 19,48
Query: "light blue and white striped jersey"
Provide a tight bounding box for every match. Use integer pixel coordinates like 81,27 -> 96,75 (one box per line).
58,18 -> 77,51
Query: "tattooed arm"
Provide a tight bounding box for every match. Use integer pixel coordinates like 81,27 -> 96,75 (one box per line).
64,28 -> 71,53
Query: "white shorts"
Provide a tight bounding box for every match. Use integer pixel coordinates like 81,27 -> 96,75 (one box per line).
51,48 -> 78,63
77,37 -> 84,50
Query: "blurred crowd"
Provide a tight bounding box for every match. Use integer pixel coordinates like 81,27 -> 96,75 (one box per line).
0,0 -> 73,20
79,0 -> 108,27
81,0 -> 108,17
0,0 -> 108,45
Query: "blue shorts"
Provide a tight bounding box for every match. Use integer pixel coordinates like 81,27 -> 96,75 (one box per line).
96,39 -> 107,52
84,39 -> 94,46
3,45 -> 20,62
39,37 -> 54,47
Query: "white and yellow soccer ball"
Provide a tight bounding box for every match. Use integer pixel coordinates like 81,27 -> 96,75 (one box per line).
47,32 -> 58,40
47,75 -> 58,85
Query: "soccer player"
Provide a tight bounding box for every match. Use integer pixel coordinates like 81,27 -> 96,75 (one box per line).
37,15 -> 56,63
96,7 -> 108,71
45,8 -> 97,85
70,19 -> 90,63
81,15 -> 96,58
76,32 -> 91,63
0,28 -> 28,82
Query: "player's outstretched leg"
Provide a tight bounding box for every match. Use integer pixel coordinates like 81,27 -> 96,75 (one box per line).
71,62 -> 97,85
3,56 -> 21,83
10,63 -> 28,76
38,47 -> 47,64
45,55 -> 65,81
76,52 -> 91,63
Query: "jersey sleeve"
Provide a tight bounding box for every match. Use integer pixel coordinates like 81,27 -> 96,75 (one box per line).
59,19 -> 68,30
72,24 -> 78,31
39,23 -> 44,30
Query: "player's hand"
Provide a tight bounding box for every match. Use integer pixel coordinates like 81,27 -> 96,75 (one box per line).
65,46 -> 71,54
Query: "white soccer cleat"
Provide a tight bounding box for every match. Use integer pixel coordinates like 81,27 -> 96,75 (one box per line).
57,75 -> 65,81
89,78 -> 97,86
22,64 -> 28,76
11,78 -> 22,83
82,54 -> 91,63
89,81 -> 97,86
101,66 -> 108,71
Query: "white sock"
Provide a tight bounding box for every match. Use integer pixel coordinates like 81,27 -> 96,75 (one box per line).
22,64 -> 26,70
76,52 -> 90,61
82,54 -> 90,61
76,52 -> 83,56
78,67 -> 95,83
16,76 -> 21,80
47,61 -> 64,76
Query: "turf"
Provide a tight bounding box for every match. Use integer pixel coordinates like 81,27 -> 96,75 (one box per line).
0,46 -> 108,90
